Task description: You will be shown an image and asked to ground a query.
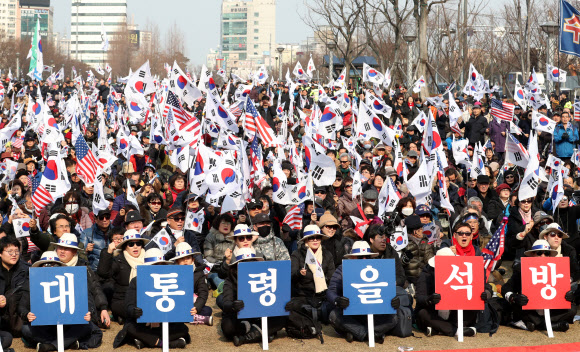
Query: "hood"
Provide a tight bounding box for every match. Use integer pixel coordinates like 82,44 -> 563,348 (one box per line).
208,227 -> 234,243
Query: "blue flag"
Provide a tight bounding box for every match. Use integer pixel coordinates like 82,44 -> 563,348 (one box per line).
560,0 -> 580,57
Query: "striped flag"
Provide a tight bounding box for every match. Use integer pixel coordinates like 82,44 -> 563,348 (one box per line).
505,133 -> 529,168
31,184 -> 53,217
12,136 -> 23,149
244,97 -> 257,140
74,134 -> 99,185
163,90 -> 192,126
490,98 -> 514,122
574,99 -> 580,122
283,205 -> 303,230
482,219 -> 506,278
179,116 -> 202,146
255,114 -> 277,146
229,100 -> 244,118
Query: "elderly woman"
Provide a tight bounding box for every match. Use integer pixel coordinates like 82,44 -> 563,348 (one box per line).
287,225 -> 335,332
204,214 -> 235,292
97,229 -> 149,324
506,196 -> 539,260
319,212 -> 344,268
539,224 -> 580,282
502,240 -> 576,332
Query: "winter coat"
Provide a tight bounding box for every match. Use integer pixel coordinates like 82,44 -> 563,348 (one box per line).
554,123 -> 579,158
145,225 -> 203,263
415,265 -> 436,311
376,244 -> 407,287
0,259 -> 29,295
193,265 -> 209,311
337,192 -> 358,223
203,227 -> 234,263
253,230 -> 290,261
290,245 -> 335,298
326,264 -> 344,305
403,237 -> 435,280
506,205 -> 539,259
97,249 -> 136,308
489,118 -> 509,153
462,114 -> 488,145
321,232 -> 346,269
80,224 -> 112,272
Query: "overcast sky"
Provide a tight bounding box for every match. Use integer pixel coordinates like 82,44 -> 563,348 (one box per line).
52,0 -> 311,66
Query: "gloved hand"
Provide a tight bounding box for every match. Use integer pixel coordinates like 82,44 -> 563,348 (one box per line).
232,300 -> 245,312
428,293 -> 441,305
285,300 -> 299,311
133,307 -> 143,318
565,290 -> 574,303
481,290 -> 491,302
335,296 -> 350,309
562,132 -> 570,140
391,296 -> 401,309
510,293 -> 529,306
401,250 -> 414,265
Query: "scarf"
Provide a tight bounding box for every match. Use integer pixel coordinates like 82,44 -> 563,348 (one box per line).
124,249 -> 145,282
453,237 -> 475,256
305,247 -> 327,293
556,245 -> 562,257
64,255 -> 79,267
519,208 -> 532,225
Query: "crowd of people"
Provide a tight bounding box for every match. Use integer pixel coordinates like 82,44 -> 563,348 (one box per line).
0,65 -> 577,352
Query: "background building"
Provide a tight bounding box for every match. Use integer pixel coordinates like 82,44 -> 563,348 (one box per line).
0,0 -> 18,40
18,0 -> 53,39
70,0 -> 127,66
220,0 -> 276,74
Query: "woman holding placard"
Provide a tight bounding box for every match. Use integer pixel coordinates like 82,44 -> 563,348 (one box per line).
286,225 -> 335,338
97,229 -> 148,324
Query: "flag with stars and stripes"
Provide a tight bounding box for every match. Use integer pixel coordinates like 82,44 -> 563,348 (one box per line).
490,98 -> 514,122
482,218 -> 506,279
283,204 -> 304,231
163,90 -> 192,126
75,134 -> 99,185
244,97 -> 258,140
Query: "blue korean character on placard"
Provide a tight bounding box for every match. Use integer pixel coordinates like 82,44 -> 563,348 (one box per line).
137,265 -> 194,323
342,259 -> 396,315
30,266 -> 88,325
237,261 -> 291,319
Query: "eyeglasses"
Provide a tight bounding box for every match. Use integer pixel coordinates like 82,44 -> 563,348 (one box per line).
3,250 -> 19,255
126,241 -> 143,247
237,235 -> 254,242
455,232 -> 472,237
98,214 -> 111,220
520,199 -> 533,204
149,201 -> 162,206
171,217 -> 186,222
548,232 -> 564,238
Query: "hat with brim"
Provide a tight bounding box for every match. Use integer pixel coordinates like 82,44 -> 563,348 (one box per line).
167,207 -> 186,219
55,233 -> 82,250
539,223 -> 569,240
524,240 -> 558,257
228,224 -> 258,242
144,248 -> 173,265
32,251 -> 64,267
344,241 -> 379,258
300,225 -> 329,242
171,242 -> 201,262
124,210 -> 144,225
229,247 -> 264,266
116,229 -> 150,249
428,247 -> 456,267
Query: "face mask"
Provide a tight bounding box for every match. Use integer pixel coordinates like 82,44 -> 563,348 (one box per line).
415,103 -> 422,108
364,144 -> 372,150
257,226 -> 271,237
66,204 -> 79,214
401,207 -> 413,216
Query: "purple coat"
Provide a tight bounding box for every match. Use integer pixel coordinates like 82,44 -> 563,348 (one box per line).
489,118 -> 509,153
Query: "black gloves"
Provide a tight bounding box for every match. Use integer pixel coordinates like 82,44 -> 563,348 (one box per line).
565,290 -> 574,303
562,132 -> 570,140
401,250 -> 414,265
481,290 -> 491,302
510,293 -> 529,306
232,300 -> 245,312
391,296 -> 400,309
427,293 -> 441,305
133,307 -> 143,318
335,296 -> 350,309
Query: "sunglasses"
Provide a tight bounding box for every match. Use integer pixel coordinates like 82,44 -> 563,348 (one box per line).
520,199 -> 533,204
345,184 -> 353,187
236,235 -> 254,242
126,241 -> 143,247
149,201 -> 162,205
315,191 -> 326,195
533,251 -> 551,256
340,160 -> 350,164
419,214 -> 431,218
548,232 -> 564,238
248,205 -> 262,210
308,235 -> 323,241
325,225 -> 339,230
98,214 -> 111,220
455,231 -> 472,237
505,175 -> 514,179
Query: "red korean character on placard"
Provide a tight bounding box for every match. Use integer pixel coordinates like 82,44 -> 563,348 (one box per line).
521,257 -> 570,310
435,256 -> 484,311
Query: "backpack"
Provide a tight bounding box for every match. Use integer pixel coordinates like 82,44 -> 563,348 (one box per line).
390,286 -> 413,338
285,298 -> 324,343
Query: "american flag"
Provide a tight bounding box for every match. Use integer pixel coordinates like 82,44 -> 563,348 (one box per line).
163,90 -> 192,126
229,100 -> 244,118
249,136 -> 263,187
283,205 -> 304,230
75,134 -> 99,185
244,97 -> 257,139
482,219 -> 506,279
179,116 -> 202,146
490,98 -> 514,122
12,136 -> 23,149
574,99 -> 580,122
31,183 -> 53,217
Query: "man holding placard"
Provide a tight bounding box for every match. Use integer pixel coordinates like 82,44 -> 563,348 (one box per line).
502,239 -> 575,334
327,241 -> 400,344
